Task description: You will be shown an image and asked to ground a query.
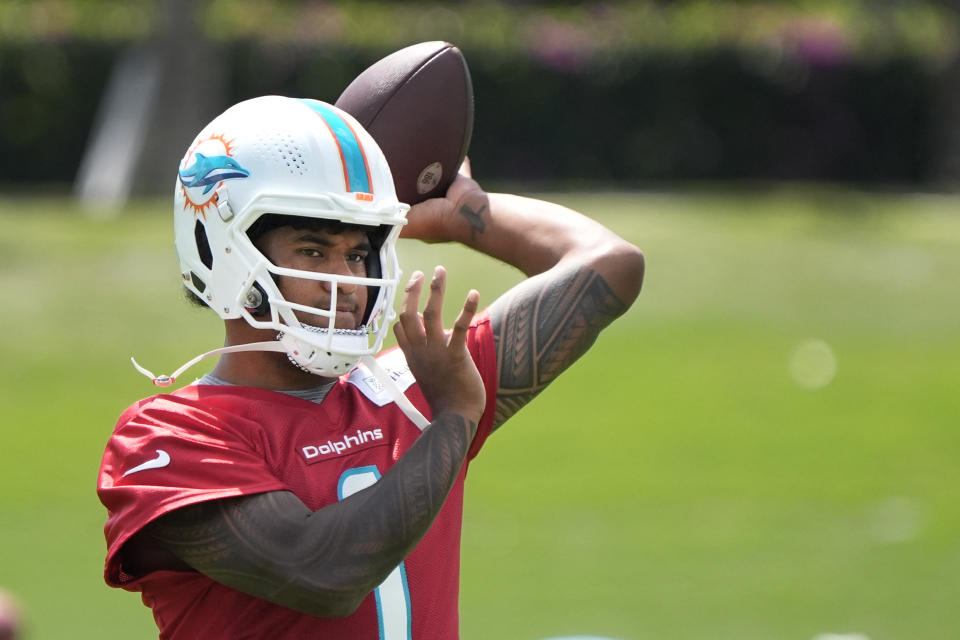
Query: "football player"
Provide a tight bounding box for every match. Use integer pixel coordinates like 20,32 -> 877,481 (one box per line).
97,96 -> 643,639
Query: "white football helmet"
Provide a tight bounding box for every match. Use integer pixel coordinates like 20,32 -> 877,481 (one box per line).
171,95 -> 409,378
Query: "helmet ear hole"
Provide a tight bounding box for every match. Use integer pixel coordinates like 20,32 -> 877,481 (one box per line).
244,282 -> 270,317
190,272 -> 207,293
194,220 -> 213,269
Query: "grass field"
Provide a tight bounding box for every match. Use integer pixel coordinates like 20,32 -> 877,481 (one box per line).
0,187 -> 957,639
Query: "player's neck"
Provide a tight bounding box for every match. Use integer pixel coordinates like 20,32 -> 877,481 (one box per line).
210,320 -> 337,390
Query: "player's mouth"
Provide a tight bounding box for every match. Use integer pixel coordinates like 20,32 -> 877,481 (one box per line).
305,301 -> 361,330
334,309 -> 361,330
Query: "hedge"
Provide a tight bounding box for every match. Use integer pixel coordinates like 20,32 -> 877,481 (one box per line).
0,37 -> 939,187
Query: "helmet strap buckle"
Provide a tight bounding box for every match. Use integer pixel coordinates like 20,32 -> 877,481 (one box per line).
216,184 -> 235,221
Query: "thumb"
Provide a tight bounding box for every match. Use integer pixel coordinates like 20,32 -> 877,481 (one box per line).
400,197 -> 449,241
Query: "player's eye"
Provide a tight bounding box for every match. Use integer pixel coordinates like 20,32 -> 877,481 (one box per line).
347,252 -> 367,263
299,248 -> 324,258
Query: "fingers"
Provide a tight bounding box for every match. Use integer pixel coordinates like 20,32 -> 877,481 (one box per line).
396,270 -> 425,345
395,266 -> 478,350
422,266 -> 446,341
449,289 -> 479,349
401,270 -> 424,316
393,312 -> 409,349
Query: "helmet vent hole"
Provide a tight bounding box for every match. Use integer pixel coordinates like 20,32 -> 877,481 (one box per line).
194,220 -> 213,269
284,142 -> 305,175
190,272 -> 206,293
259,131 -> 306,175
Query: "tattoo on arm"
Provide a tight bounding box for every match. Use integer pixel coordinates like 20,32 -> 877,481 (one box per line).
457,200 -> 487,240
144,412 -> 477,617
489,264 -> 627,428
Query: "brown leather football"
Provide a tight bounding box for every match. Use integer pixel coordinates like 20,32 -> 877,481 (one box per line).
335,41 -> 474,205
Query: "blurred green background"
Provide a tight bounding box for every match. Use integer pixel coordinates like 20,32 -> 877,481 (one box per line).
1,191 -> 957,639
2,1 -> 959,639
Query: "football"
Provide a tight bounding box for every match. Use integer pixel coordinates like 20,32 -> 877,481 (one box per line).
335,41 -> 474,205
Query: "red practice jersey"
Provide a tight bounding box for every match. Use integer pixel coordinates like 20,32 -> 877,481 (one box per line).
98,313 -> 498,640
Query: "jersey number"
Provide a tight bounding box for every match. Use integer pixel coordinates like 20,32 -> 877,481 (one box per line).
338,466 -> 413,640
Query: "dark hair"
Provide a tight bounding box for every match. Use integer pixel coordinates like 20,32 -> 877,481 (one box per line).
246,214 -> 365,245
184,286 -> 209,309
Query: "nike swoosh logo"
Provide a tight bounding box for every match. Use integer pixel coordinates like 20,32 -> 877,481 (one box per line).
122,449 -> 170,477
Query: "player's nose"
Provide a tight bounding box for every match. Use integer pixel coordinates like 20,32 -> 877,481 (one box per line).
320,261 -> 359,294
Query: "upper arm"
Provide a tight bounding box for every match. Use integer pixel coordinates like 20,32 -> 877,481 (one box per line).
488,247 -> 643,429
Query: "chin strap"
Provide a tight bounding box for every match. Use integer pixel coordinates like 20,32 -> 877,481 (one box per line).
130,341 -> 289,386
130,343 -> 431,431
361,354 -> 430,430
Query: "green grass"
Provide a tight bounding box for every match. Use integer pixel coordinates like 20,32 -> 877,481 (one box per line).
1,187 -> 957,640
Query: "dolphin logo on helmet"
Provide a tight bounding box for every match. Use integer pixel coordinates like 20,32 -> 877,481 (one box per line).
179,153 -> 250,194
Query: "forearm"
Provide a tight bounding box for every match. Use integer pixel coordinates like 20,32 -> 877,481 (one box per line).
449,191 -> 644,304
146,411 -> 478,617
325,410 -> 478,590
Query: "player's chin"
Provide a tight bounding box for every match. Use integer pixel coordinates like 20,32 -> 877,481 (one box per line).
299,311 -> 364,332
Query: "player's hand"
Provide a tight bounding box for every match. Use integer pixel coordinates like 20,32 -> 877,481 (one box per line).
394,266 -> 486,425
401,158 -> 488,243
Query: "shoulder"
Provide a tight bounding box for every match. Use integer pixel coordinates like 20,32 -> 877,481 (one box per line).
112,392 -> 201,438
110,386 -> 307,446
113,388 -> 238,428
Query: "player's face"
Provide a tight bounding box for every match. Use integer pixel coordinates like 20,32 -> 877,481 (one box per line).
256,225 -> 370,330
